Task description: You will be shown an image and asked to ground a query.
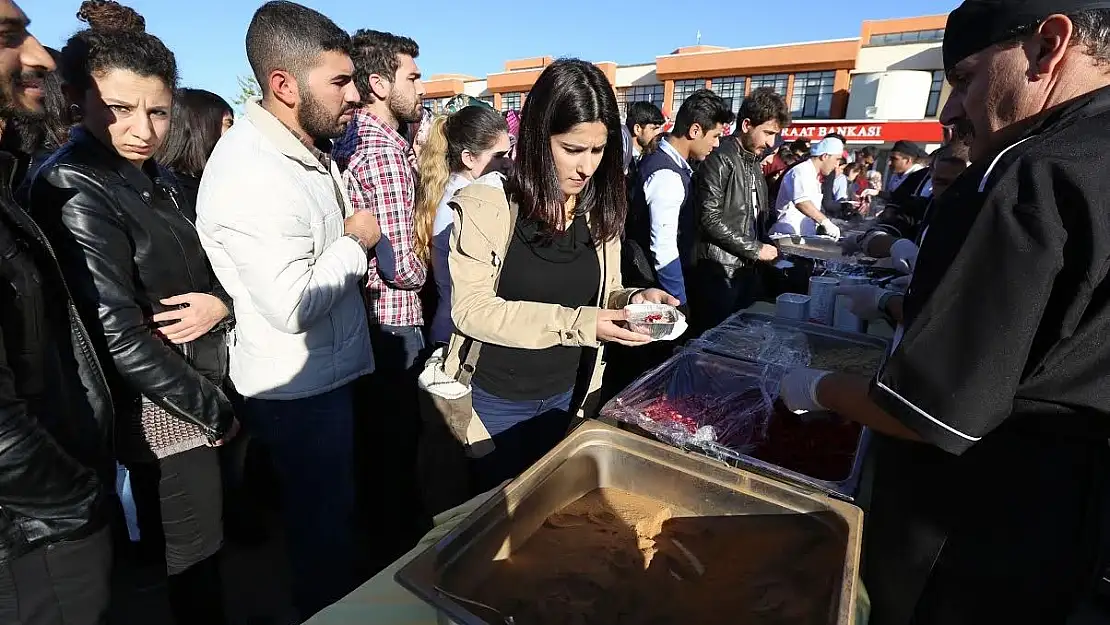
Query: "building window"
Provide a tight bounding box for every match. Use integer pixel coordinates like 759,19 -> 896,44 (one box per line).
422,97 -> 451,114
501,92 -> 523,112
710,76 -> 745,114
671,79 -> 702,112
925,70 -> 945,117
616,84 -> 665,117
790,71 -> 835,119
749,73 -> 789,96
869,29 -> 945,47
479,95 -> 495,107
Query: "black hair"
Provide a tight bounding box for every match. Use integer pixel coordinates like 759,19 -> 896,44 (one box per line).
155,88 -> 233,177
511,58 -> 625,242
1004,10 -> 1110,67
737,87 -> 791,130
246,1 -> 351,94
844,161 -> 867,178
859,146 -> 877,159
825,132 -> 847,142
931,140 -> 970,166
60,1 -> 178,95
350,29 -> 420,103
789,138 -> 810,153
625,101 -> 665,133
671,89 -> 734,138
4,48 -> 71,156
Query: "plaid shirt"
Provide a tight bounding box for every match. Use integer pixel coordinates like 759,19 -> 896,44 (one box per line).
338,109 -> 425,327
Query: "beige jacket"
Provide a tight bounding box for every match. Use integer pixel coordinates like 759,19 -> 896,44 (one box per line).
443,174 -> 638,406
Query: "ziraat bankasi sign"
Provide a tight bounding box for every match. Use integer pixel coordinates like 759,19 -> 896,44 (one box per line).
779,120 -> 944,144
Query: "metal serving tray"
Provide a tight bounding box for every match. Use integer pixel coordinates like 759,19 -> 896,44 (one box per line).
396,421 -> 863,625
689,312 -> 890,500
774,234 -> 852,262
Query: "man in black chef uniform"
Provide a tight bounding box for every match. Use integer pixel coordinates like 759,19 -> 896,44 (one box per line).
780,1 -> 1110,623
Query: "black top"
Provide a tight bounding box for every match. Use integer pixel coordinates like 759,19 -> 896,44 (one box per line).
867,166 -> 933,242
862,86 -> 1110,624
171,171 -> 201,222
473,213 -> 600,400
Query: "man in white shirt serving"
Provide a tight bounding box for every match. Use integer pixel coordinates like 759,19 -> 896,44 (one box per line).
770,137 -> 844,238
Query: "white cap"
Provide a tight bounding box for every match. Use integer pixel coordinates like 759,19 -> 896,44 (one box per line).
812,137 -> 845,157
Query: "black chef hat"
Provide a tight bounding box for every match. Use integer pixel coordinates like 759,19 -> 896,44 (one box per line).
944,0 -> 1110,73
891,140 -> 927,159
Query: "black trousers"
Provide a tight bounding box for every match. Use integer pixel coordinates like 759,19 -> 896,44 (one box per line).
0,528 -> 112,625
128,446 -> 227,625
688,263 -> 764,337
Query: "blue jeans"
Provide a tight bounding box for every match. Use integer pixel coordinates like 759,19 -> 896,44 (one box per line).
369,324 -> 426,372
241,383 -> 358,619
469,384 -> 575,493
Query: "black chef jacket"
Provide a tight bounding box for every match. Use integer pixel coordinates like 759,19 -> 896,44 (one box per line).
862,86 -> 1110,625
866,166 -> 933,242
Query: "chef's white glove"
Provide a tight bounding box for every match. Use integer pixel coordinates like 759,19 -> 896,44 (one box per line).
833,284 -> 889,321
817,219 -> 842,240
780,368 -> 832,413
889,238 -> 919,274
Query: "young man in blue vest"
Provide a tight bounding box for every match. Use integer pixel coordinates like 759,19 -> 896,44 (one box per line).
624,89 -> 734,306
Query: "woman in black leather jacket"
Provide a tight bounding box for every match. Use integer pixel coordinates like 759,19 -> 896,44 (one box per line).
23,3 -> 234,624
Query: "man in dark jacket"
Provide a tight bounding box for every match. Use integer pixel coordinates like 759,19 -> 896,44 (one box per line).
0,4 -> 114,624
688,87 -> 790,332
781,2 -> 1110,622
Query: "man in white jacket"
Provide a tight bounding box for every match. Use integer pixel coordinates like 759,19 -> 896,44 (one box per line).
195,1 -> 380,618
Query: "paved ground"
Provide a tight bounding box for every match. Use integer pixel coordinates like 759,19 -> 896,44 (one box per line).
108,513 -> 299,625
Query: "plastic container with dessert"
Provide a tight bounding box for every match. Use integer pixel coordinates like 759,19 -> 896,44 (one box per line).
395,421 -> 863,625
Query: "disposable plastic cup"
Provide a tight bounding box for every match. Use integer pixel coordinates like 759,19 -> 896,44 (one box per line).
775,293 -> 811,321
808,276 -> 840,325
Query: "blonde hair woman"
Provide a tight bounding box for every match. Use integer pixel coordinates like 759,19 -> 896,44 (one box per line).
415,104 -> 511,345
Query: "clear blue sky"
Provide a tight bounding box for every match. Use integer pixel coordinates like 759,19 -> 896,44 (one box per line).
28,0 -> 958,107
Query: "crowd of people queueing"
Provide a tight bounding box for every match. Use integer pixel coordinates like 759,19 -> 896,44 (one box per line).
3,0 -> 1110,624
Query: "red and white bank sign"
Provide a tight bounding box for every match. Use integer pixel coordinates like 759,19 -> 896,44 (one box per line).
779,120 -> 944,144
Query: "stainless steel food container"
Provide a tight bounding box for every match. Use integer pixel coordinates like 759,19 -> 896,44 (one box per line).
396,421 -> 863,625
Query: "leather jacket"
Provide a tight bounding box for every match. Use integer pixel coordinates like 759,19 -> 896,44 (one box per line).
23,129 -> 235,449
0,150 -> 113,562
690,136 -> 770,274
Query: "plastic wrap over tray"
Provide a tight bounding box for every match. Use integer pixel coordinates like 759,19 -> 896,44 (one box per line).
601,350 -> 783,455
690,319 -> 813,369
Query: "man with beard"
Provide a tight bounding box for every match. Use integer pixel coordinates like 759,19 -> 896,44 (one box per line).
336,29 -> 427,368
333,29 -> 431,569
622,100 -> 666,175
195,1 -> 379,617
779,2 -> 1110,623
689,87 -> 789,332
0,3 -> 115,624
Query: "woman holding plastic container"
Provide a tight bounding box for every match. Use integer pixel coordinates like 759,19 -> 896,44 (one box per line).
444,59 -> 677,491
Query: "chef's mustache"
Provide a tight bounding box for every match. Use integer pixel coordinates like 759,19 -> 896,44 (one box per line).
946,118 -> 975,143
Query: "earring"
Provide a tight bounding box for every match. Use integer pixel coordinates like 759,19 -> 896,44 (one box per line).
69,103 -> 82,121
